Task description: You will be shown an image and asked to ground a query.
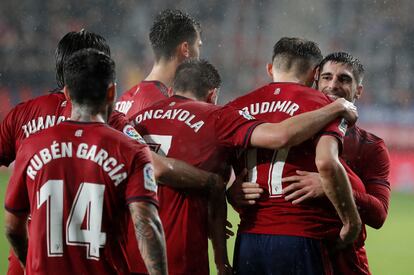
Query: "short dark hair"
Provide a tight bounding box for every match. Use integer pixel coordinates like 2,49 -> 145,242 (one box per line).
319,52 -> 365,84
149,9 -> 200,61
56,30 -> 111,89
63,49 -> 115,110
173,59 -> 221,99
272,37 -> 323,76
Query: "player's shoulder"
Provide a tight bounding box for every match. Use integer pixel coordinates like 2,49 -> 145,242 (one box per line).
10,91 -> 66,114
351,125 -> 387,147
120,80 -> 168,99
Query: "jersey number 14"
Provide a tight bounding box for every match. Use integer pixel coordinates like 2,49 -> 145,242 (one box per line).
37,180 -> 106,260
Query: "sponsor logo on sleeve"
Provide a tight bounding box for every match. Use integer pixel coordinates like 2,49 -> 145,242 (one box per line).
143,163 -> 157,192
123,125 -> 146,144
338,118 -> 348,135
238,110 -> 255,120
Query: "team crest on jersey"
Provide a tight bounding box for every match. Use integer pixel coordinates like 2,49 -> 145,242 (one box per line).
338,118 -> 348,135
143,163 -> 157,192
238,110 -> 255,120
75,129 -> 83,137
123,125 -> 146,144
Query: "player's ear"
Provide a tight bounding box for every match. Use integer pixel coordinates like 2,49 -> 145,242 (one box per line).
106,83 -> 116,103
355,84 -> 363,100
167,87 -> 174,97
206,88 -> 218,105
266,63 -> 273,78
178,41 -> 190,59
63,86 -> 71,101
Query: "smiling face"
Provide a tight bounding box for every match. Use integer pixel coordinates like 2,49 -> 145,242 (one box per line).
318,61 -> 363,102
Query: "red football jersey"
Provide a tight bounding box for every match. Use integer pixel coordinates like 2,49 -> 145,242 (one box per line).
115,80 -> 169,118
5,121 -> 157,275
0,92 -> 143,168
129,95 -> 262,275
227,82 -> 349,239
0,92 -> 70,167
331,126 -> 391,275
1,91 -> 144,275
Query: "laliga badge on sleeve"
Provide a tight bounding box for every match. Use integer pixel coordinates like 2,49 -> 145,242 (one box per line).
123,124 -> 147,144
338,118 -> 348,135
143,163 -> 157,192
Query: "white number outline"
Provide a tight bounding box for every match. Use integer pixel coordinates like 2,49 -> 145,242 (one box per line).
143,134 -> 172,156
37,180 -> 106,260
246,148 -> 290,197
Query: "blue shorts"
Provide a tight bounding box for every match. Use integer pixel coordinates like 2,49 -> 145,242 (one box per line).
233,233 -> 332,275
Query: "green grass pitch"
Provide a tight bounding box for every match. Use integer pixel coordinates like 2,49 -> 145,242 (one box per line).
0,171 -> 413,274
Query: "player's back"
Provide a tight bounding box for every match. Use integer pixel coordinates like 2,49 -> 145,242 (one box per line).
115,80 -> 169,118
6,121 -> 156,275
0,91 -> 70,166
130,95 -> 259,274
228,82 -> 346,240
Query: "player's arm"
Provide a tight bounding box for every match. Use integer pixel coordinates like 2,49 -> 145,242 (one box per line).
315,136 -> 361,245
283,144 -> 391,229
352,143 -> 391,228
151,152 -> 225,190
208,186 -> 231,275
129,201 -> 168,275
208,169 -> 245,274
4,211 -> 28,267
250,98 -> 357,149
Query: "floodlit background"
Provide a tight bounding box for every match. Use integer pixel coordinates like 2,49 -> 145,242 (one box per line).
0,0 -> 413,274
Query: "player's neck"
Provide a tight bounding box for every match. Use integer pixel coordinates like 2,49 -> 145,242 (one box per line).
70,105 -> 107,123
145,59 -> 178,87
174,91 -> 199,101
272,72 -> 308,85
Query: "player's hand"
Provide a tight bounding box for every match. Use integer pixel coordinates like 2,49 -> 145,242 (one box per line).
337,219 -> 362,249
335,98 -> 358,126
227,169 -> 263,207
282,170 -> 325,204
225,220 -> 234,239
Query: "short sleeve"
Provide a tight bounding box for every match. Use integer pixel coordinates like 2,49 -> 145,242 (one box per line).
213,105 -> 263,148
5,147 -> 30,214
124,145 -> 158,207
0,109 -> 17,166
109,111 -> 147,145
315,117 -> 347,154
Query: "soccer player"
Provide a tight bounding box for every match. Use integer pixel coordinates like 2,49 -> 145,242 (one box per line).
0,29 -> 223,275
226,38 -> 362,275
4,49 -> 167,274
282,52 -> 391,274
129,59 -> 359,275
116,9 -> 202,117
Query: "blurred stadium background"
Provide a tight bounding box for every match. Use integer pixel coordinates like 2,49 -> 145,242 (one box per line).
0,0 -> 413,274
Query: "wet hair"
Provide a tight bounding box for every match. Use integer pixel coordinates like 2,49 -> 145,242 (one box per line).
63,49 -> 115,110
55,29 -> 111,89
173,59 -> 221,99
272,37 -> 323,76
149,9 -> 200,61
319,52 -> 365,84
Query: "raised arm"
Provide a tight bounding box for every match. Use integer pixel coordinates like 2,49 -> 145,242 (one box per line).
129,202 -> 168,275
315,136 -> 361,245
250,98 -> 357,149
4,211 -> 28,267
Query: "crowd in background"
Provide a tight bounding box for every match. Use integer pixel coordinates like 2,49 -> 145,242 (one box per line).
1,0 -> 414,125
